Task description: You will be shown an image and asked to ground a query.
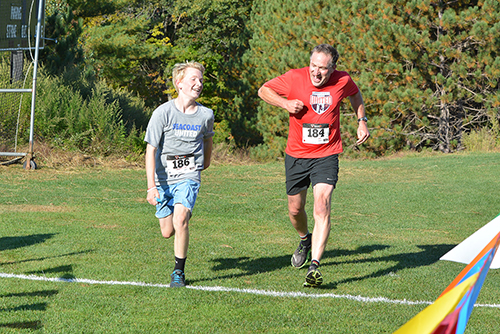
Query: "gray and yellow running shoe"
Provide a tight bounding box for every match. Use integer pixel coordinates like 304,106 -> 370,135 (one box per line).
303,267 -> 323,287
291,241 -> 311,268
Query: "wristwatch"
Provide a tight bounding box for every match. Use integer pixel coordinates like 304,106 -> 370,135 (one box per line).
357,116 -> 368,123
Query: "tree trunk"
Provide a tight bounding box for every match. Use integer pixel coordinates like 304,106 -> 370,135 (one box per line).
438,100 -> 451,153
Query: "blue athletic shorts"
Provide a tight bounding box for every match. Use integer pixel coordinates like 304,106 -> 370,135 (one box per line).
154,179 -> 201,219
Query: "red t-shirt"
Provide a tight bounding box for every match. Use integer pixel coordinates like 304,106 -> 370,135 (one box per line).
264,67 -> 359,158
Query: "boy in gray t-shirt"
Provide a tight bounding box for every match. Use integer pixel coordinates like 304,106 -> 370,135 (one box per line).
145,61 -> 214,287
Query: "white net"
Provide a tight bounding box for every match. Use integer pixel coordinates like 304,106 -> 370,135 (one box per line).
0,53 -> 33,155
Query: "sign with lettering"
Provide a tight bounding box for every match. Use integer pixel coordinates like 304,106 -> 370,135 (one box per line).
0,0 -> 45,51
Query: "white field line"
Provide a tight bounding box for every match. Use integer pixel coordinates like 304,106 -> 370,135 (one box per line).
1,272 -> 499,308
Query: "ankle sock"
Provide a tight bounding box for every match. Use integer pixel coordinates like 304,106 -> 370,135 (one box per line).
174,256 -> 186,272
300,232 -> 312,247
310,259 -> 320,270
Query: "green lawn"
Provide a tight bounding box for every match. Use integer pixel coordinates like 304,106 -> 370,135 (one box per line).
1,152 -> 499,333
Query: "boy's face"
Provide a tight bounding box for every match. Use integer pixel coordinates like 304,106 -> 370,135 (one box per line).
177,67 -> 204,99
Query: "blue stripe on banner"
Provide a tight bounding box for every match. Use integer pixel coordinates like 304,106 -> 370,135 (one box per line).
455,236 -> 499,334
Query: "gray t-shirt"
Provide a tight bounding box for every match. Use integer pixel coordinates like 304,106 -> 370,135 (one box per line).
144,100 -> 214,185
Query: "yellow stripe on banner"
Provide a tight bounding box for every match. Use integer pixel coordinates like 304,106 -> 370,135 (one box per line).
393,274 -> 478,334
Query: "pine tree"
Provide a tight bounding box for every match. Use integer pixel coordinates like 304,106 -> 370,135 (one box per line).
245,0 -> 500,156
42,4 -> 84,74
347,0 -> 500,153
244,0 -> 331,158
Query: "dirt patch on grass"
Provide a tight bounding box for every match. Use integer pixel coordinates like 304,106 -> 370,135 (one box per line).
0,204 -> 71,213
1,141 -> 258,170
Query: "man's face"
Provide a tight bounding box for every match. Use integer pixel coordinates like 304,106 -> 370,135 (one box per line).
309,52 -> 335,87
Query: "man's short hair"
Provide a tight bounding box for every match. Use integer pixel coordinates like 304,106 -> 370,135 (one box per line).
172,61 -> 205,93
311,44 -> 339,68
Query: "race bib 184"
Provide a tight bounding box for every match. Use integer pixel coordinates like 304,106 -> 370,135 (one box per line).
302,123 -> 329,144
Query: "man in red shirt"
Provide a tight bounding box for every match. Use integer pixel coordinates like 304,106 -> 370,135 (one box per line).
258,44 -> 370,287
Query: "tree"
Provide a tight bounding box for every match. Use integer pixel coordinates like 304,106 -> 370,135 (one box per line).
345,0 -> 500,153
82,5 -> 174,107
65,0 -> 116,17
42,3 -> 84,74
169,0 -> 256,145
80,0 -> 257,146
245,0 -> 500,157
243,0 -> 330,158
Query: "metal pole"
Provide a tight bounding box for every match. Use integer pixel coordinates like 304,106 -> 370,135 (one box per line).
26,0 -> 44,170
0,152 -> 27,157
0,89 -> 32,93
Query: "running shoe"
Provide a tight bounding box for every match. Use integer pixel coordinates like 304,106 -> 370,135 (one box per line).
291,241 -> 311,268
303,267 -> 323,287
170,269 -> 186,287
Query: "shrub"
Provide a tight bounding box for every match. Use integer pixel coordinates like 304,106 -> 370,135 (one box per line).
34,68 -> 147,156
462,128 -> 499,152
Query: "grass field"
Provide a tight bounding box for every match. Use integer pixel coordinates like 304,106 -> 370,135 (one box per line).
1,152 -> 499,333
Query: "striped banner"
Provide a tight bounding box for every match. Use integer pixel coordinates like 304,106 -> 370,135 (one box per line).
394,215 -> 500,334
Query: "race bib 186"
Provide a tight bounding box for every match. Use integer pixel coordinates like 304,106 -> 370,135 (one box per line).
166,154 -> 196,177
302,123 -> 329,144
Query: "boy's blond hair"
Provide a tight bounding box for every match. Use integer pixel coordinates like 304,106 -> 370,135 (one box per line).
172,61 -> 205,93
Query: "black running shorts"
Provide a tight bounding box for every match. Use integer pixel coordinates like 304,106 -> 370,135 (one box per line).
285,154 -> 339,196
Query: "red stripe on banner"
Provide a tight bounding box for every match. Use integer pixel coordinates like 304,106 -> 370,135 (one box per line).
430,307 -> 460,334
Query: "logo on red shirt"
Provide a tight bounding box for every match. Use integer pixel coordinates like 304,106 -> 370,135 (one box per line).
310,92 -> 332,115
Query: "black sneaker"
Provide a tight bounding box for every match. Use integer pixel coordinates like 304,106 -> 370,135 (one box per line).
303,267 -> 323,287
291,241 -> 311,268
170,269 -> 186,287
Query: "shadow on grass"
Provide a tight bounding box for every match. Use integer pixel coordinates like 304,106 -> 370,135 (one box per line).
191,244 -> 389,284
0,320 -> 42,330
26,265 -> 76,279
194,243 -> 455,288
0,303 -> 47,312
0,250 -> 94,266
317,243 -> 456,289
0,290 -> 58,298
0,290 -> 59,331
0,234 -> 56,251
189,254 -> 291,284
0,302 -> 47,330
0,234 -> 83,331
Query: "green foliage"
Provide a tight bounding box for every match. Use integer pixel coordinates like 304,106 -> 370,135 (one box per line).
351,0 -> 500,153
34,68 -> 148,155
36,0 -> 259,158
245,0 -> 500,157
66,0 -> 116,17
213,120 -> 233,145
43,0 -> 259,152
462,127 -> 500,152
81,0 -> 258,143
82,10 -> 173,107
37,0 -> 500,158
169,0 -> 258,146
42,3 -> 84,74
244,0 -> 325,160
